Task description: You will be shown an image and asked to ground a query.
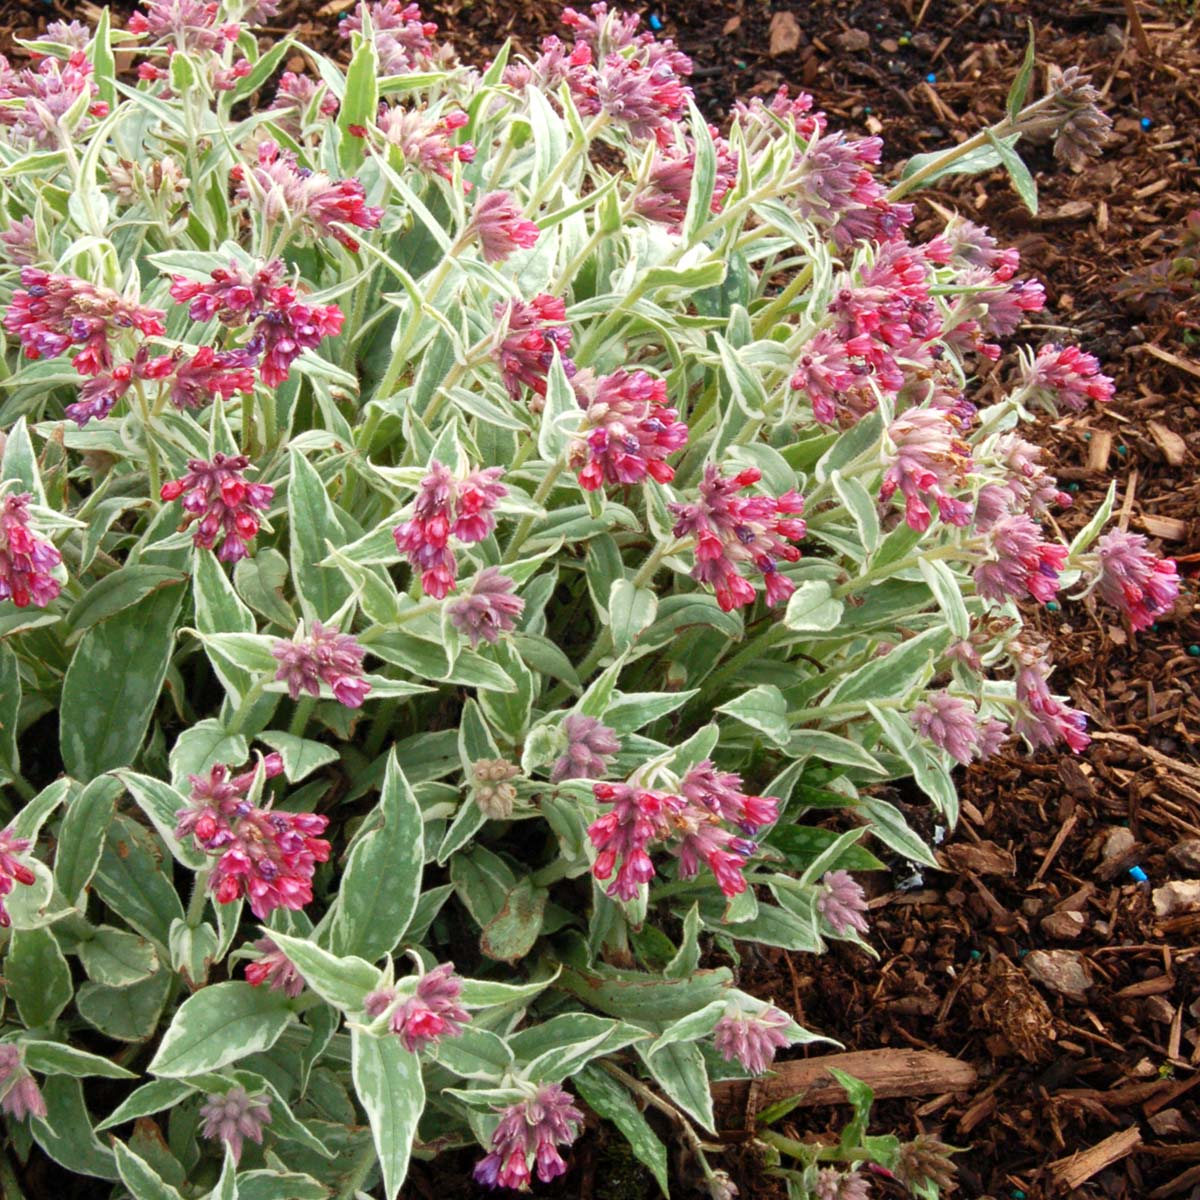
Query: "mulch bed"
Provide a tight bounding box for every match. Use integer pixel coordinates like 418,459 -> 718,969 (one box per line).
3,1 -> 1199,1197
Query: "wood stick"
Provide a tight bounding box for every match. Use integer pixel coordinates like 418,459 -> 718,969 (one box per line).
1050,1126 -> 1142,1190
712,1049 -> 977,1121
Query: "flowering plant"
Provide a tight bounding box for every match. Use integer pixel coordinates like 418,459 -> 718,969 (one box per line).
0,3 -> 1171,1197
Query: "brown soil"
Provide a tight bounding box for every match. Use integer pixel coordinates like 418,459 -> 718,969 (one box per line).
3,1 -> 1198,1197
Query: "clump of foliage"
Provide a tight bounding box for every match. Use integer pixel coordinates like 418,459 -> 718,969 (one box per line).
0,3 -> 1172,1198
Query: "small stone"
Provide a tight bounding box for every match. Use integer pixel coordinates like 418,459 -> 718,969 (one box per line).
1152,880 -> 1200,918
1168,839 -> 1200,873
879,36 -> 900,52
836,28 -> 871,52
1025,949 -> 1094,1001
1040,911 -> 1087,940
1101,826 -> 1136,861
1149,1108 -> 1194,1137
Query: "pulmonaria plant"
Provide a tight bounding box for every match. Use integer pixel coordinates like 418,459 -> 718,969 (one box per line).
0,3 -> 1156,1198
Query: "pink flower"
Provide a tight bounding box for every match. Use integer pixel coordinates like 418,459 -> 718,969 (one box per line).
974,434 -> 1070,532
572,369 -> 688,490
447,567 -> 525,646
233,140 -> 383,253
0,1045 -> 45,1121
250,287 -> 345,387
789,330 -> 875,425
713,1006 -> 791,1075
0,216 -> 38,266
911,691 -> 983,765
973,515 -> 1067,606
5,267 -> 165,375
880,407 -> 974,532
167,346 -> 258,411
174,754 -> 331,918
272,620 -> 372,707
199,1086 -> 271,1163
551,714 -> 620,782
169,260 -> 287,325
815,1167 -> 873,1200
365,964 -> 469,1053
0,52 -> 105,148
64,347 -> 176,426
591,52 -> 689,146
1090,530 -> 1179,632
1023,343 -> 1115,412
393,462 -> 506,598
468,192 -> 540,264
633,131 -> 738,229
339,1 -> 443,75
377,104 -> 475,185
474,1084 -> 584,1190
588,782 -> 682,900
268,72 -> 339,136
1012,646 -> 1089,753
492,294 -> 573,401
669,466 -> 806,612
159,454 -> 274,564
244,936 -> 305,998
128,0 -> 238,53
0,827 -> 37,927
817,870 -> 870,936
0,493 -> 62,610
679,762 -> 778,833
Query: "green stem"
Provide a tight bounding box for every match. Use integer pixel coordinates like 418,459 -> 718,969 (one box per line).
752,263 -> 815,336
288,696 -> 316,739
760,1129 -> 878,1166
135,385 -> 162,501
832,543 -> 972,599
693,621 -> 789,700
600,1062 -> 721,1167
226,679 -> 267,736
502,461 -> 565,564
186,868 -> 212,927
525,114 -> 608,213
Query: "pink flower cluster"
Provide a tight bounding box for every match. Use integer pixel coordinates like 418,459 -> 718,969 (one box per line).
160,454 -> 274,564
272,620 -> 372,707
669,466 -> 806,612
364,963 -> 469,1053
467,191 -> 541,264
447,567 -> 525,646
911,691 -> 1008,765
339,1 -> 446,75
633,128 -> 738,230
5,268 -> 165,376
1023,343 -> 1116,412
974,434 -> 1071,530
244,936 -> 305,997
0,827 -> 37,927
199,1086 -> 272,1163
169,259 -> 345,387
232,140 -> 383,253
128,0 -> 241,54
474,1084 -> 584,1190
492,294 -> 573,401
713,1005 -> 791,1075
174,754 -> 331,918
377,105 -> 475,185
393,461 -> 507,598
880,407 -> 974,532
1090,529 -> 1179,631
1011,644 -> 1090,754
816,869 -> 870,936
551,714 -> 620,782
974,515 -> 1067,606
0,51 -> 107,148
268,72 -> 340,137
588,762 -> 778,900
0,493 -> 62,610
572,369 -> 688,490
0,1045 -> 45,1122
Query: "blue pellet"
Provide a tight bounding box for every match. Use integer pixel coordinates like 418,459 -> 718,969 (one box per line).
649,13 -> 663,30
1129,866 -> 1148,883
1140,117 -> 1152,130
925,73 -> 936,83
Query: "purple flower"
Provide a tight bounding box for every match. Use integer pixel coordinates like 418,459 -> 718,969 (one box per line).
447,568 -> 525,647
550,714 -> 620,783
679,761 -> 778,833
492,294 -> 573,402
816,870 -> 869,936
713,1005 -> 791,1075
159,454 -> 274,564
0,492 -> 62,610
0,216 -> 37,266
0,53 -> 107,149
268,72 -> 339,137
167,346 -> 258,411
572,368 -> 688,491
1012,644 -> 1089,754
0,1045 -> 45,1121
1090,529 -> 1179,632
1023,343 -> 1115,412
974,434 -> 1070,532
467,192 -> 540,264
272,620 -> 371,708
174,755 -> 331,918
973,515 -> 1067,607
44,19 -> 92,48
128,0 -> 240,53
364,963 -> 469,1053
199,1086 -> 272,1163
339,1 -> 444,75
669,466 -> 806,612
169,259 -> 286,325
591,53 -> 689,147
64,346 -> 177,427
244,937 -> 305,998
393,463 -> 507,599
789,330 -> 875,426
880,407 -> 973,532
911,691 -> 983,766
473,1084 -> 584,1190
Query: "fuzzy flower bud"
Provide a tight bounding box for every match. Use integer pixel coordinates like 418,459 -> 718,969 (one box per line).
1022,343 -> 1116,412
365,963 -> 469,1053
816,869 -> 869,936
895,1134 -> 957,1193
472,758 -> 521,820
550,714 -> 620,783
199,1086 -> 272,1163
880,407 -> 973,532
814,1167 -> 872,1200
492,294 -> 573,401
244,936 -> 305,998
974,514 -> 1067,606
0,1045 -> 45,1121
447,567 -> 525,646
1012,643 -> 1089,753
467,191 -> 540,264
712,1005 -> 792,1075
0,492 -> 62,609
1089,530 -> 1179,632
272,620 -> 372,707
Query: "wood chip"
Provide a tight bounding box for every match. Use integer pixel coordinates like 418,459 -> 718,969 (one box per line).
1139,513 -> 1189,541
1147,420 -> 1189,465
1087,430 -> 1114,471
1050,1126 -> 1142,1189
712,1049 -> 977,1119
768,11 -> 802,56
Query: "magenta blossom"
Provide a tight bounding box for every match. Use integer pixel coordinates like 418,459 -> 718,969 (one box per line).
159,454 -> 274,564
1023,343 -> 1115,412
272,620 -> 372,707
363,963 -> 469,1053
1089,529 -> 1179,631
817,870 -> 869,936
199,1086 -> 272,1163
467,192 -> 540,264
880,407 -> 973,532
339,1 -> 444,75
1012,644 -> 1089,754
789,330 -> 875,425
911,692 -> 992,765
0,827 -> 37,928
128,0 -> 240,54
974,514 -> 1067,606
669,466 -> 806,612
393,462 -> 507,599
378,104 -> 475,185
473,1084 -> 584,1190
492,294 -> 573,401
713,1005 -> 792,1075
268,72 -> 339,137
447,567 -> 525,646
244,937 -> 305,998
550,714 -> 620,783
0,492 -> 62,610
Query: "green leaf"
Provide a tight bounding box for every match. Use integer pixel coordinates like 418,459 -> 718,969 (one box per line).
78,925 -> 160,988
20,1040 -> 137,1081
265,931 -> 382,1013
858,795 -> 939,867
96,1080 -> 197,1132
479,878 -> 548,963
869,703 -> 959,825
54,774 -> 121,902
93,817 -> 185,949
767,826 -> 885,874
986,129 -> 1038,215
6,927 -> 73,1026
0,642 -> 21,782
76,970 -> 172,1043
640,1040 -> 714,1131
256,731 -> 340,782
537,350 -> 580,460
608,580 -> 658,655
59,579 -> 185,777
717,684 -> 791,747
918,558 -> 970,639
169,720 -> 249,791
458,973 -> 557,1009
323,750 -> 423,960
515,1014 -> 649,1084
351,1028 -> 425,1200
1007,22 -> 1037,121
664,904 -> 702,979
338,33 -> 378,172
782,729 -> 887,775
575,1065 -> 669,1196
113,1139 -> 186,1200
31,1076 -> 118,1181
826,627 -> 951,707
288,447 -> 352,621
169,919 -> 219,988
66,566 -> 187,634
116,770 -> 205,869
148,982 -> 294,1077
783,580 -> 844,632
236,1172 -> 328,1200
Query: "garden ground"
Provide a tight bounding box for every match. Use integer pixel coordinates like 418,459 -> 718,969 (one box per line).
3,0 -> 1198,1195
